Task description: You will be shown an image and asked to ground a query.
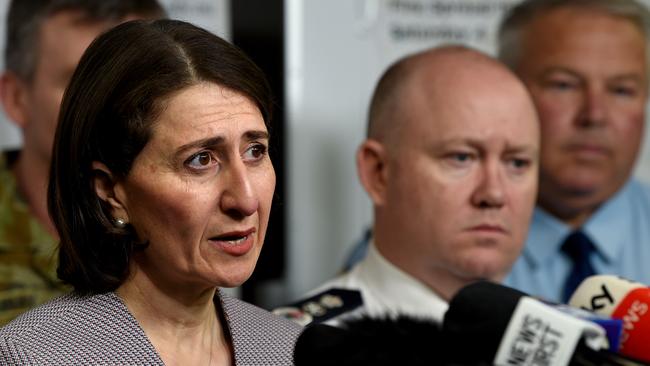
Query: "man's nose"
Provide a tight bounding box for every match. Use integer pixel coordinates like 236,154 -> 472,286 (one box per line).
471,161 -> 505,209
576,86 -> 607,128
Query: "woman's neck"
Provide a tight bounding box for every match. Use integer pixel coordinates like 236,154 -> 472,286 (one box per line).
116,268 -> 233,365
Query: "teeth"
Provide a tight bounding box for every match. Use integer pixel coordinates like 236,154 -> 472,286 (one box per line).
223,235 -> 247,244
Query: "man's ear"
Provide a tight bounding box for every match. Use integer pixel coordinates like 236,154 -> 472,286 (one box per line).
92,161 -> 129,223
356,139 -> 389,206
0,72 -> 29,128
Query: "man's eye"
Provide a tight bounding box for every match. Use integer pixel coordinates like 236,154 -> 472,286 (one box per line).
548,80 -> 576,90
186,151 -> 216,169
610,85 -> 637,97
452,153 -> 472,162
445,152 -> 475,167
508,158 -> 531,171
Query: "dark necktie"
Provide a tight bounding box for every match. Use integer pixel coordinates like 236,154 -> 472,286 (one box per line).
561,230 -> 596,303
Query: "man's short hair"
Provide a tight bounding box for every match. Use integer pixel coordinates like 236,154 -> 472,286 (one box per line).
366,58 -> 412,140
498,0 -> 650,71
5,0 -> 166,82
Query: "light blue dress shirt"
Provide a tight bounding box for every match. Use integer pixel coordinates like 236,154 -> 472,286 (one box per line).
505,179 -> 650,303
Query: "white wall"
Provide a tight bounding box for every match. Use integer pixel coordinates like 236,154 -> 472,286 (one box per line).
284,0 -> 650,301
0,0 -> 230,150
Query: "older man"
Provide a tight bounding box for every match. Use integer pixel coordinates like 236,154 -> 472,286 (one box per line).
499,0 -> 650,303
277,46 -> 540,325
0,0 -> 165,324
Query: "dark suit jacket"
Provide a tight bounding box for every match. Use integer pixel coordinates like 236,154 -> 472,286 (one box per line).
0,291 -> 301,365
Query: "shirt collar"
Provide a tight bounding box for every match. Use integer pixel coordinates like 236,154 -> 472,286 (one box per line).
522,207 -> 570,269
356,241 -> 449,323
583,182 -> 634,263
523,182 -> 634,267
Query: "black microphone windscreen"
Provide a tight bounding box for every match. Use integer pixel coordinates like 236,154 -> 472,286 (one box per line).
294,316 -> 450,366
442,281 -> 527,363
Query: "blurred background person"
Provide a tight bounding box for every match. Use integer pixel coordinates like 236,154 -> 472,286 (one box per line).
277,46 -> 540,325
0,19 -> 300,365
499,0 -> 650,303
0,0 -> 165,324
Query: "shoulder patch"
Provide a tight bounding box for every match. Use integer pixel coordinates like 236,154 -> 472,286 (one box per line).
273,288 -> 363,326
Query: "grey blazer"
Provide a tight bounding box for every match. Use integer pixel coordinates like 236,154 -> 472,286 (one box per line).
0,291 -> 302,365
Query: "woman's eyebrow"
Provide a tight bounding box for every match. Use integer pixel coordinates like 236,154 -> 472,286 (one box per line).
174,129 -> 270,157
243,130 -> 270,141
175,136 -> 225,157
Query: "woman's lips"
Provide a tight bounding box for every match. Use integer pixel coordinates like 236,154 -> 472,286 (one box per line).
209,228 -> 256,256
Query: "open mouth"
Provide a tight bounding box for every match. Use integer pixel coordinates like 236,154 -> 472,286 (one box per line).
212,234 -> 249,244
208,228 -> 256,256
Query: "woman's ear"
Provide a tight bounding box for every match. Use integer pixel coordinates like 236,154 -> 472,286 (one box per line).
92,161 -> 129,223
356,139 -> 389,206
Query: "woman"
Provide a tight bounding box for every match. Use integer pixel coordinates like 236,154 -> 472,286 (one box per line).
0,19 -> 301,365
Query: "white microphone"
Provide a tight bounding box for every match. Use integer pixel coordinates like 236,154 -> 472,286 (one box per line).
569,275 -> 650,363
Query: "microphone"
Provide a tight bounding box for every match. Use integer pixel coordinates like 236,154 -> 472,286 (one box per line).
294,282 -> 647,365
294,316 -> 450,366
568,275 -> 650,363
548,302 -> 624,353
442,281 -> 610,366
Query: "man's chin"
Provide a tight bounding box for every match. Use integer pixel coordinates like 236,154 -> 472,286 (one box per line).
542,165 -> 617,196
540,172 -> 624,209
456,257 -> 509,283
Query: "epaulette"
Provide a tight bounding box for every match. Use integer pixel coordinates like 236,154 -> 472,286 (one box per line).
273,288 -> 363,326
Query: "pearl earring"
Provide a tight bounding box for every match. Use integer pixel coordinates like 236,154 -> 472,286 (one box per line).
114,218 -> 127,228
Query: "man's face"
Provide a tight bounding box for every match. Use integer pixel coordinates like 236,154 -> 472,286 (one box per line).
19,11 -> 120,167
515,7 -> 648,224
379,66 -> 539,286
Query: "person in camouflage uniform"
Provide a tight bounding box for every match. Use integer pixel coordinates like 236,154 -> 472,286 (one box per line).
0,0 -> 165,325
0,152 -> 62,324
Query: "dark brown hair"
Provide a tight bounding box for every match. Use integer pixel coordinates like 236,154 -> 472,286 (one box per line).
47,19 -> 273,294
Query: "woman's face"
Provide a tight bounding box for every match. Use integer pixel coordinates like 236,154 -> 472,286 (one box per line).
112,82 -> 275,290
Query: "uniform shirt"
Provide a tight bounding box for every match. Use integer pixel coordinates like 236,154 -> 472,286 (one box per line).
0,153 -> 67,325
313,241 -> 449,325
505,179 -> 650,303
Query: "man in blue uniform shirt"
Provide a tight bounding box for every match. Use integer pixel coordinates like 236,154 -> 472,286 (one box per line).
499,0 -> 650,302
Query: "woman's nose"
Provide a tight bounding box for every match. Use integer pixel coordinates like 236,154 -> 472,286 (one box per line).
220,161 -> 259,218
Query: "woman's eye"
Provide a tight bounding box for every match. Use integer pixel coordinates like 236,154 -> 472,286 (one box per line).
186,151 -> 216,170
243,143 -> 267,161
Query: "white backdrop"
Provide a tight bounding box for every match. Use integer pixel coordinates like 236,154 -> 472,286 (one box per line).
0,0 -> 231,149
284,0 -> 650,302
